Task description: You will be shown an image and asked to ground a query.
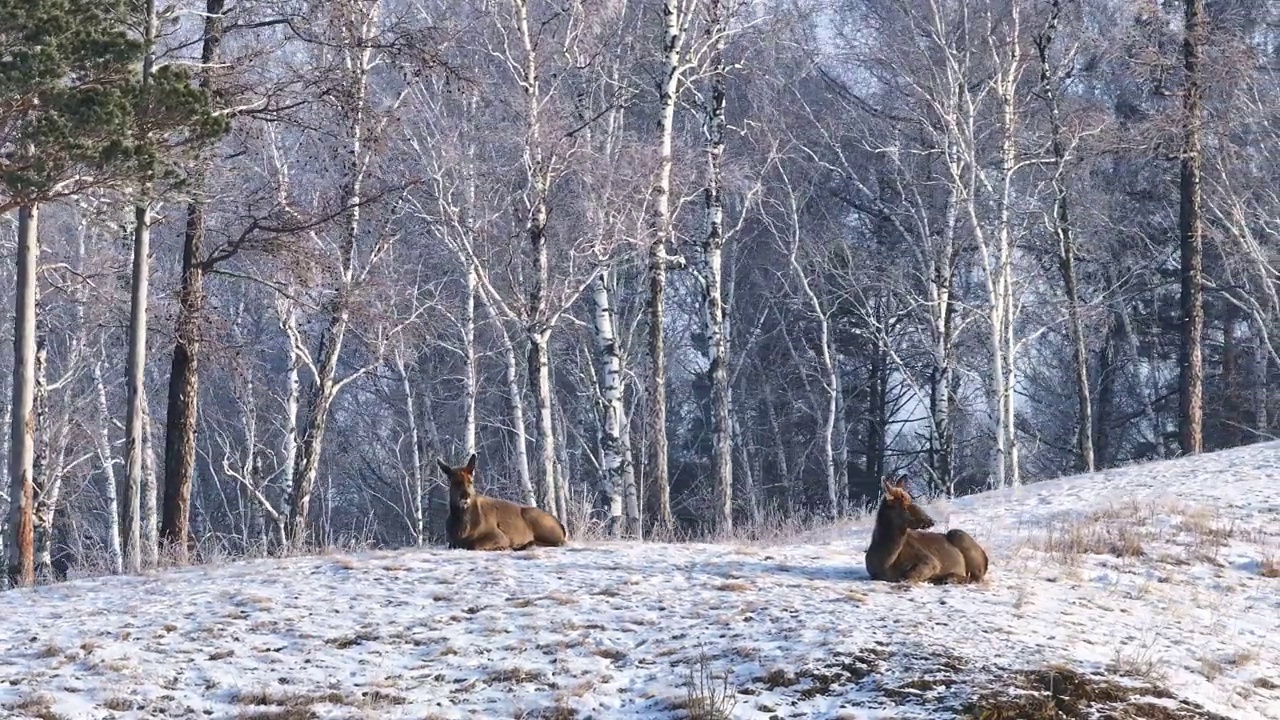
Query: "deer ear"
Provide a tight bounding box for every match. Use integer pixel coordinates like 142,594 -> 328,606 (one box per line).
464,453 -> 477,474
436,458 -> 451,476
881,477 -> 895,495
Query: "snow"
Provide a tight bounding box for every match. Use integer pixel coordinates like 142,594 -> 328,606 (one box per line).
3,443 -> 1280,719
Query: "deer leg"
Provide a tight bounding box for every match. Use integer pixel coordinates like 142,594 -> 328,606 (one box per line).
902,557 -> 942,583
470,530 -> 513,551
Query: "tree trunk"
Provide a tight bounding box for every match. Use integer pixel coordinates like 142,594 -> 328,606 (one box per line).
591,270 -> 636,535
529,330 -> 558,514
463,264 -> 478,456
699,5 -> 733,533
1254,323 -> 1269,436
395,350 -> 425,545
478,288 -> 536,505
1178,0 -> 1206,456
92,355 -> 124,574
1094,320 -> 1117,467
646,0 -> 685,533
285,0 -> 374,546
160,0 -> 223,566
32,314 -> 54,580
142,385 -> 158,566
1036,2 -> 1095,473
122,0 -> 158,572
927,154 -> 959,496
277,299 -> 300,551
6,204 -> 39,588
287,319 -> 345,547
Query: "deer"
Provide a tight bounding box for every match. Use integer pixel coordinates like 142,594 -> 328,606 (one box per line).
436,454 -> 567,551
864,475 -> 989,584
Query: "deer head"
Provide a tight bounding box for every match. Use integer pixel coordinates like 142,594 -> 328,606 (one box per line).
437,453 -> 479,509
879,475 -> 935,530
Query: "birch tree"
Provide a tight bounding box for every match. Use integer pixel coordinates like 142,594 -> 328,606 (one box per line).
646,0 -> 695,531
1034,0 -> 1098,473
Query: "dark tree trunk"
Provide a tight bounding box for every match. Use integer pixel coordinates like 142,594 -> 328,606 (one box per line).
161,0 -> 224,563
1178,0 -> 1205,456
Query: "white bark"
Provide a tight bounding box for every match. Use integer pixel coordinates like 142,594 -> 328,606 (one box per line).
591,270 -> 637,535
477,286 -> 536,506
778,168 -> 840,516
276,297 -> 300,527
92,355 -> 123,575
693,0 -> 735,533
646,0 -> 689,532
7,204 -> 39,587
123,0 -> 158,573
463,264 -> 478,456
286,1 -> 379,546
530,330 -> 558,513
142,386 -> 158,565
394,349 -> 426,546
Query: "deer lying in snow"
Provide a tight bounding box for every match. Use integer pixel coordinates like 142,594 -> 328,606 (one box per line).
437,454 -> 567,551
864,476 -> 988,584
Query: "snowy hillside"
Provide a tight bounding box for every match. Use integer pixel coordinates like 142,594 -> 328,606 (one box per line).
2,445 -> 1280,720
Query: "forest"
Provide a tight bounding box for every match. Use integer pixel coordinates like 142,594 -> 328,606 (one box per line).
1,0 -> 1277,587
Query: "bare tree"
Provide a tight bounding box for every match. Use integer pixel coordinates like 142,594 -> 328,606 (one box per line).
1178,0 -> 1206,455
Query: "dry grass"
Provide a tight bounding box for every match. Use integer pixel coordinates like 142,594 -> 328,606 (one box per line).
5,692 -> 65,720
36,643 -> 63,659
1109,640 -> 1168,685
669,651 -> 737,720
487,667 -> 548,684
1035,515 -> 1147,562
714,580 -> 752,592
1260,554 -> 1280,578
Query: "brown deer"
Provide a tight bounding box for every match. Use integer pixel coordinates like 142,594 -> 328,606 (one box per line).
437,454 -> 567,551
864,476 -> 989,584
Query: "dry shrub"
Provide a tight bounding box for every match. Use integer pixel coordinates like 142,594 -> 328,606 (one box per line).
1260,554 -> 1280,578
1035,514 -> 1147,562
672,651 -> 737,720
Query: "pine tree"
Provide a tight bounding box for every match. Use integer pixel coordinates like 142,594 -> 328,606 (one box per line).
2,0 -> 225,586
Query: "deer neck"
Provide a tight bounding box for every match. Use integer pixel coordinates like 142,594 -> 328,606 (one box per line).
868,503 -> 911,564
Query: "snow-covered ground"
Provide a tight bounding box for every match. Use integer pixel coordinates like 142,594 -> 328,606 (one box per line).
3,444 -> 1280,720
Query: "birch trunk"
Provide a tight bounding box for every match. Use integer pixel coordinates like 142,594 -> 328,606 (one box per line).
699,4 -> 734,532
646,0 -> 685,532
1178,0 -> 1206,456
1036,0 -> 1094,473
928,161 -> 959,495
277,298 -> 300,549
478,288 -> 536,505
7,204 -> 39,588
395,350 -> 426,545
529,330 -> 558,514
511,0 -> 559,517
731,416 -> 758,525
1254,326 -> 1269,435
974,1 -> 1024,489
161,0 -> 223,564
92,356 -> 123,574
142,387 -> 158,565
765,386 -> 791,512
463,265 -> 478,456
782,171 -> 840,516
286,3 -> 375,546
591,270 -> 635,535
32,317 -> 54,579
